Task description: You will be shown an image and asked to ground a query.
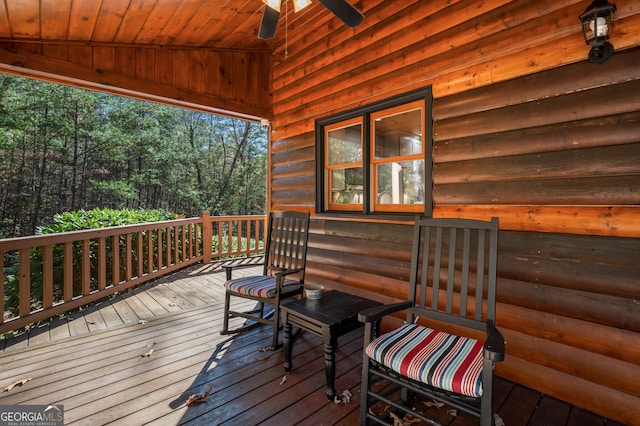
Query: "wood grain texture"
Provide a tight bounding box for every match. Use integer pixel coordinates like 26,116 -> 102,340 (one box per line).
0,43 -> 271,120
0,264 -> 619,425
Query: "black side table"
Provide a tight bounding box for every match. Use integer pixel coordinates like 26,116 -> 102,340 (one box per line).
281,290 -> 381,401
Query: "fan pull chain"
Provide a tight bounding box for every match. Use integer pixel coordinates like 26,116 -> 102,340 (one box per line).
285,0 -> 289,58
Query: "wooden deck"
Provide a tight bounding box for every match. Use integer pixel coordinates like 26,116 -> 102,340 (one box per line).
0,261 -> 624,425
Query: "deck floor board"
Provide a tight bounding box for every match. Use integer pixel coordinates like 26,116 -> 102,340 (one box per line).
0,259 -> 619,425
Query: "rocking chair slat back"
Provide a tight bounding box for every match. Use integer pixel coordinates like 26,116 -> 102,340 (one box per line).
408,216 -> 499,333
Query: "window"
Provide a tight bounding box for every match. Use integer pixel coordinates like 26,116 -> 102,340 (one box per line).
316,88 -> 432,218
325,117 -> 363,210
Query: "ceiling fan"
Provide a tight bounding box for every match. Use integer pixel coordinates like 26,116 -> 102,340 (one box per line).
259,0 -> 364,40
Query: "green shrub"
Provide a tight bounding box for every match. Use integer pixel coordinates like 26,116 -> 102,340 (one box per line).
37,208 -> 179,234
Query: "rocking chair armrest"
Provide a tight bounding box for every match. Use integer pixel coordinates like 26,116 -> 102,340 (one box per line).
223,262 -> 265,279
484,320 -> 506,362
358,301 -> 413,323
273,266 -> 304,277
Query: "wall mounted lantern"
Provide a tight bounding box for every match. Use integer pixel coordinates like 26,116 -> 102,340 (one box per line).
579,0 -> 617,63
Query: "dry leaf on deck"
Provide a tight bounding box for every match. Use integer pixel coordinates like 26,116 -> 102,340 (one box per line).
447,408 -> 457,417
388,411 -> 404,426
3,378 -> 32,392
402,413 -> 421,424
255,355 -> 270,361
424,399 -> 445,408
280,375 -> 287,385
334,389 -> 352,404
140,342 -> 156,357
185,385 -> 213,406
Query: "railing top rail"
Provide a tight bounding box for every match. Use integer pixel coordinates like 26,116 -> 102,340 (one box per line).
0,214 -> 267,251
0,216 -> 203,251
208,215 -> 266,222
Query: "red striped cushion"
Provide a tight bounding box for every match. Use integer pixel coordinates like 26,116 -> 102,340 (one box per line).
224,275 -> 301,298
365,324 -> 484,398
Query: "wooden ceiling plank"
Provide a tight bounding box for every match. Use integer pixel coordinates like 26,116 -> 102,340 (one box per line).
0,1 -> 9,38
194,3 -> 255,46
114,0 -> 158,44
171,2 -> 226,46
213,5 -> 266,48
0,0 -> 273,50
40,0 -> 72,40
68,0 -> 102,40
204,49 -> 221,96
134,0 -> 181,45
136,47 -> 156,81
93,46 -> 116,73
154,0 -> 207,46
189,49 -> 205,93
0,47 -> 270,120
92,0 -> 130,43
5,0 -> 40,38
155,47 -> 173,85
41,43 -> 68,61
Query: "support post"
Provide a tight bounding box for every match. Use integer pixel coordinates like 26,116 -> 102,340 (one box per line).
201,211 -> 212,263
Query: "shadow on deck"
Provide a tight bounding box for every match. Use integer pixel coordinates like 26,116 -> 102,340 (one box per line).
0,260 -> 623,425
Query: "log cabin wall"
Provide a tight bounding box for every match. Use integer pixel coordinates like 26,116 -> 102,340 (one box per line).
269,1 -> 640,423
0,42 -> 271,121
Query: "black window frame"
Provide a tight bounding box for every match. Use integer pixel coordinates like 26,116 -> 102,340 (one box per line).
315,86 -> 433,220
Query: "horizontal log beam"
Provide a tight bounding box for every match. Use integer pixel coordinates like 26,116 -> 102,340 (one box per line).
433,205 -> 640,237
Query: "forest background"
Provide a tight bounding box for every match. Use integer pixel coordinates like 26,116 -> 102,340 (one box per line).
0,75 -> 268,239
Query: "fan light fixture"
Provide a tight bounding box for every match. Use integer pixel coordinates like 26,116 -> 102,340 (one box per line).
262,0 -> 312,13
262,0 -> 281,12
293,0 -> 312,12
579,0 -> 616,63
259,0 -> 363,40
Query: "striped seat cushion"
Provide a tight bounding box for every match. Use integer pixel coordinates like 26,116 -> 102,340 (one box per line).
365,323 -> 484,398
224,275 -> 302,298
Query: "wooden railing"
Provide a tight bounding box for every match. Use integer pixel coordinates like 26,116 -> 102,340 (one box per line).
0,212 -> 266,334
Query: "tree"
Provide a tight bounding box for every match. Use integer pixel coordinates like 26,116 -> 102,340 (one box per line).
0,75 -> 267,237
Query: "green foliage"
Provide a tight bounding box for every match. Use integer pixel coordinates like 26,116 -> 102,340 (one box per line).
37,208 -> 179,234
0,75 -> 267,237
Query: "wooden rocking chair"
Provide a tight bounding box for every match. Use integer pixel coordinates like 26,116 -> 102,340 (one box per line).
221,210 -> 310,350
359,217 -> 505,426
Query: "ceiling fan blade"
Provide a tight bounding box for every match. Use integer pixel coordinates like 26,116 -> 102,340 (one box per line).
258,6 -> 280,40
318,0 -> 364,28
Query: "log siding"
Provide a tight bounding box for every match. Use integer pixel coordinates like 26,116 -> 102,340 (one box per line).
268,2 -> 640,424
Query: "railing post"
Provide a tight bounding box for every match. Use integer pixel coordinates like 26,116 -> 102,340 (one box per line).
201,211 -> 212,264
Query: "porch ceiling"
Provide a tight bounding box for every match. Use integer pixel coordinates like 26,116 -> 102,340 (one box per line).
0,0 -> 339,120
0,0 -> 303,50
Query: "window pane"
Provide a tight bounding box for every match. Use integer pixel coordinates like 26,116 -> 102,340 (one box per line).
374,108 -> 422,159
327,123 -> 362,165
376,160 -> 425,205
330,167 -> 364,205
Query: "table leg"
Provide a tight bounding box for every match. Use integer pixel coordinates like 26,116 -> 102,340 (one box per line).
283,315 -> 292,372
324,337 -> 337,401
